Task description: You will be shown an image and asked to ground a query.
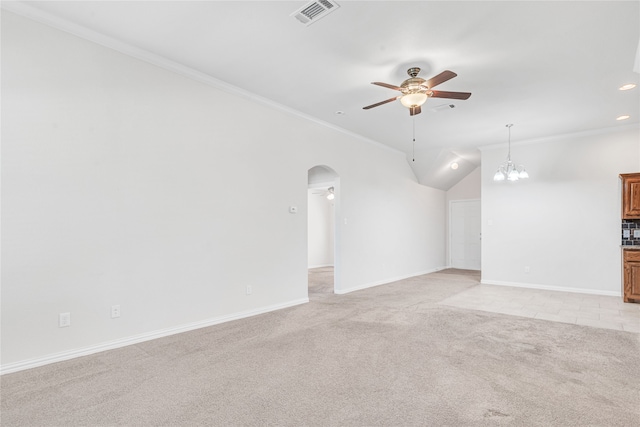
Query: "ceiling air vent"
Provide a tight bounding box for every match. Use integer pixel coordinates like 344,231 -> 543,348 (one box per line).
430,104 -> 456,113
291,0 -> 340,26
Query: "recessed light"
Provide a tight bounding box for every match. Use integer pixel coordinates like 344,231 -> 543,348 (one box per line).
450,162 -> 459,170
619,83 -> 637,91
616,115 -> 630,121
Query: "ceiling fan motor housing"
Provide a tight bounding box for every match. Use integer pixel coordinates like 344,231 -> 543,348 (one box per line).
407,67 -> 421,78
402,68 -> 427,93
401,77 -> 427,92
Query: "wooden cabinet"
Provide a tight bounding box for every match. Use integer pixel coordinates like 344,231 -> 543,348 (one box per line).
620,173 -> 640,219
623,249 -> 640,303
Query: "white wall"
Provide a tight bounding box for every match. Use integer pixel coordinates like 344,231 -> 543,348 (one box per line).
446,167 -> 481,202
307,191 -> 334,268
1,12 -> 446,371
481,126 -> 640,295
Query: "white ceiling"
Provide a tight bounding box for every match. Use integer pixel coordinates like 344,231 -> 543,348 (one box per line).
5,1 -> 640,190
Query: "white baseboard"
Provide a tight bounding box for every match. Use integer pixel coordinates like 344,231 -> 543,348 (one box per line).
0,298 -> 309,375
444,265 -> 480,271
308,264 -> 334,269
480,279 -> 621,297
336,266 -> 447,295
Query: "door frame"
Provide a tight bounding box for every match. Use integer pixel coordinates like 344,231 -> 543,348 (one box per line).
448,198 -> 481,270
307,170 -> 341,294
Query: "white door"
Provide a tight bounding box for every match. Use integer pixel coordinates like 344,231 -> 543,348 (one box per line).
450,200 -> 481,270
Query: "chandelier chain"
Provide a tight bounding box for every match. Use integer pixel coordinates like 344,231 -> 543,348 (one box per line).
506,123 -> 513,161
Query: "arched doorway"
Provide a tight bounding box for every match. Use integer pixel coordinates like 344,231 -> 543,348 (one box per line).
307,165 -> 339,297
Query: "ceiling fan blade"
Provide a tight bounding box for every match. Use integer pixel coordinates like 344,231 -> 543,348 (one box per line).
409,105 -> 421,116
429,90 -> 472,100
372,82 -> 403,91
425,70 -> 457,89
363,96 -> 400,110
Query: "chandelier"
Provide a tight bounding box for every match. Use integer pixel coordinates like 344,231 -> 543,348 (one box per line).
493,124 -> 529,182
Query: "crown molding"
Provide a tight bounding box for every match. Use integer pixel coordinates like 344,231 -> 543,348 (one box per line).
479,123 -> 640,151
1,1 -> 404,157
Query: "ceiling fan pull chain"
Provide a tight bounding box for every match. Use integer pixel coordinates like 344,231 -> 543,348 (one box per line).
412,117 -> 416,162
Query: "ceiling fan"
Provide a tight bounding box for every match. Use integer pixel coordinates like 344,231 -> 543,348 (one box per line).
363,68 -> 471,116
311,187 -> 335,200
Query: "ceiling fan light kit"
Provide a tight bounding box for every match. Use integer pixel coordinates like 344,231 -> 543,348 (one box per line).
400,92 -> 428,108
326,186 -> 335,200
493,124 -> 529,182
363,67 -> 471,116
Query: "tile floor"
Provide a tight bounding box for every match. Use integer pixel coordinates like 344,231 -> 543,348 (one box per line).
439,283 -> 640,333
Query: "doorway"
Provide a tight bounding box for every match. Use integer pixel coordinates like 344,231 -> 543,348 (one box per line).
449,199 -> 481,270
308,165 -> 339,295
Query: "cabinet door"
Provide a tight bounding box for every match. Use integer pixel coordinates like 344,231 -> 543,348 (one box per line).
624,261 -> 640,302
621,174 -> 640,219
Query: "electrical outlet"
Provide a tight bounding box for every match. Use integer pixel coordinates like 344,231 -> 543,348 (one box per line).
634,230 -> 640,238
111,305 -> 121,318
246,285 -> 252,295
624,229 -> 631,238
59,312 -> 71,328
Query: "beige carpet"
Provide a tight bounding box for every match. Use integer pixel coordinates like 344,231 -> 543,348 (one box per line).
2,269 -> 639,426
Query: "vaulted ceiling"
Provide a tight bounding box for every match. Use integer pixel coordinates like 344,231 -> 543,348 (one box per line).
5,1 -> 639,190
